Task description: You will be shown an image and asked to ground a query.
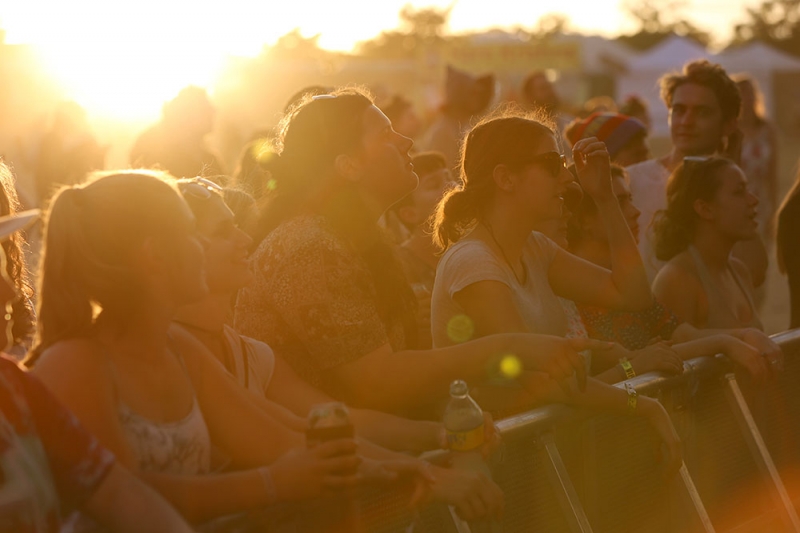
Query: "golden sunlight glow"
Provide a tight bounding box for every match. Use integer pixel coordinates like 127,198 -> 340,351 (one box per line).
2,0 -> 743,121
3,1 -> 305,120
499,354 -> 522,379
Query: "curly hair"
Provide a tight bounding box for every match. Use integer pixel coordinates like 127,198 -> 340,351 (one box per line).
652,157 -> 734,261
659,60 -> 742,122
0,163 -> 35,349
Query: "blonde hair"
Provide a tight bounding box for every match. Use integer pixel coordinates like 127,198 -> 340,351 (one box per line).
26,170 -> 189,365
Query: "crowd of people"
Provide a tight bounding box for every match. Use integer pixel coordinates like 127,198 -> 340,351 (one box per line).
0,54 -> 797,532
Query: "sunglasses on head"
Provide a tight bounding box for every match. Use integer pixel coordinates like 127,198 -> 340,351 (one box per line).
177,177 -> 223,200
528,151 -> 568,178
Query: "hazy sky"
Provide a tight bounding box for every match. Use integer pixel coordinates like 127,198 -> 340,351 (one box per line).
3,0 -> 760,52
0,0 -> 760,119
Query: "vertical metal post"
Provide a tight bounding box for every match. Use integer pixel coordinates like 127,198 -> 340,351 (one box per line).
540,432 -> 595,533
724,373 -> 800,532
673,463 -> 717,533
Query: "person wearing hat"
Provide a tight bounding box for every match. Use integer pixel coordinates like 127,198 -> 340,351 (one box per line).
0,209 -> 194,532
564,112 -> 650,168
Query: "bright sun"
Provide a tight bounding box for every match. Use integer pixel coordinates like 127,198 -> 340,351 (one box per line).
2,1 -> 302,122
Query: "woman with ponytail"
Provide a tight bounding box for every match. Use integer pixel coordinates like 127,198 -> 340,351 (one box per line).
428,108 -> 682,471
25,171 -> 423,528
234,88 -> 612,420
652,157 -> 764,331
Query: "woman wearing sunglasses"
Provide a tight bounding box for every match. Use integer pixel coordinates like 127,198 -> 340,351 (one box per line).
234,89 -> 611,423
429,111 -> 681,469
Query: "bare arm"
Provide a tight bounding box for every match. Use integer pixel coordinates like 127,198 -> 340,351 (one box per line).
31,340 -> 276,521
84,464 -> 195,533
550,138 -> 652,311
652,262 -> 706,328
268,357 -> 443,452
170,325 -> 305,467
322,331 -> 599,414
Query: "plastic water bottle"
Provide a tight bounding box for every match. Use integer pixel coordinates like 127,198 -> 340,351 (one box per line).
443,380 -> 501,532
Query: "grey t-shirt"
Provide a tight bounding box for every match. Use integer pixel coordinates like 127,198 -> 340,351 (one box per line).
431,231 -> 568,347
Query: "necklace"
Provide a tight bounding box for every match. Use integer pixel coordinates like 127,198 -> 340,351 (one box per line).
482,221 -> 526,284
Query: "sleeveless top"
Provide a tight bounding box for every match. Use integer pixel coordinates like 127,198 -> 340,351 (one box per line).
222,325 -> 276,396
115,352 -> 212,476
687,246 -> 763,330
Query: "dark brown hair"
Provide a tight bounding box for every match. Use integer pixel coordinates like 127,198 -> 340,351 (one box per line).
433,106 -> 555,250
652,157 -> 735,261
659,60 -> 742,123
256,88 -> 418,345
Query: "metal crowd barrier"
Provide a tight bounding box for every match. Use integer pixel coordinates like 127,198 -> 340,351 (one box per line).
357,328 -> 800,533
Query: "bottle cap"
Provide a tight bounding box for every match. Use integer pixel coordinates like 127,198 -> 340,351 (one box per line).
450,379 -> 468,397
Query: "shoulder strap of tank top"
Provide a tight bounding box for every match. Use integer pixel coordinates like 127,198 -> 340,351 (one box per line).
687,245 -> 732,318
688,245 -> 760,327
165,333 -> 201,401
687,245 -> 716,290
727,258 -> 762,328
223,325 -> 250,390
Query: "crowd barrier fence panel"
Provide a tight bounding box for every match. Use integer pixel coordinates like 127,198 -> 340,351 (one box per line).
355,329 -> 800,533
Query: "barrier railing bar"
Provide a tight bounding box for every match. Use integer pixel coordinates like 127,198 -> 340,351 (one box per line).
724,373 -> 800,532
677,463 -> 717,532
495,328 -> 800,438
540,432 -> 595,533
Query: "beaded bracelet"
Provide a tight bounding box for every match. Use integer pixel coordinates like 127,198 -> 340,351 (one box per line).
257,466 -> 278,505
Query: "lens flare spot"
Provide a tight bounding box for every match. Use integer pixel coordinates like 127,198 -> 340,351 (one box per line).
447,314 -> 474,344
499,354 -> 522,379
266,178 -> 278,191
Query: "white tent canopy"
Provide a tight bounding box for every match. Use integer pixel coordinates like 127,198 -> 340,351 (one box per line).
617,37 -> 800,137
617,35 -> 714,137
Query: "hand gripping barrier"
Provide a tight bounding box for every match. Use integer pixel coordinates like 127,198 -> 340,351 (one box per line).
350,328 -> 800,533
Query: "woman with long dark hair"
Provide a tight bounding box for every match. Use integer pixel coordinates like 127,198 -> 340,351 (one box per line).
234,89 -> 603,417
652,157 -> 765,333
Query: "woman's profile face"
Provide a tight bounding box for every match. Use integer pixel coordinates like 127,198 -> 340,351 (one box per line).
353,105 -> 418,210
511,134 -> 573,224
196,195 -> 253,294
705,164 -> 759,241
164,200 -> 210,306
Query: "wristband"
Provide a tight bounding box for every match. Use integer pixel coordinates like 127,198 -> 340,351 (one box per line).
257,466 -> 278,505
619,357 -> 636,380
624,382 -> 638,414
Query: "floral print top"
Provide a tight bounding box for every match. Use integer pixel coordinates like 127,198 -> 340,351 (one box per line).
235,215 -> 407,387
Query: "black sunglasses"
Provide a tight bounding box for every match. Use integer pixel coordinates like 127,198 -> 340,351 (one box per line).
528,151 -> 568,178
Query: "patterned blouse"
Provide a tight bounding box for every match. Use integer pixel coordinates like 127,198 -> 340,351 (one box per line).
234,215 -> 407,387
0,356 -> 114,532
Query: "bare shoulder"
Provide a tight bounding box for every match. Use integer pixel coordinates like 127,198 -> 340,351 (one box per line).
32,338 -> 108,380
653,252 -> 701,293
653,252 -> 707,324
168,324 -> 222,369
29,338 -> 118,415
